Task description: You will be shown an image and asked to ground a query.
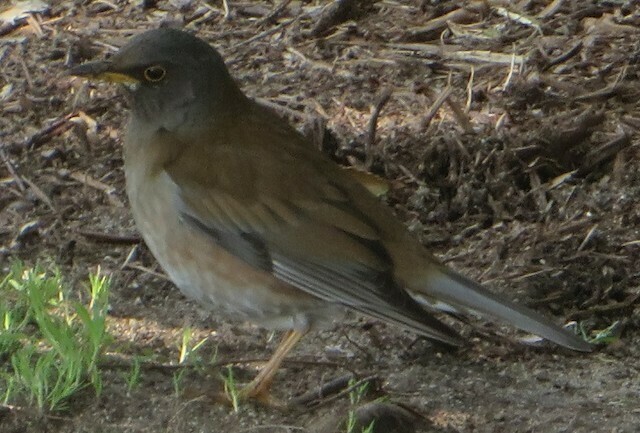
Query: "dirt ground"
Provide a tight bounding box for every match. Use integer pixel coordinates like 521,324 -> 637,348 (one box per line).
1,1 -> 640,432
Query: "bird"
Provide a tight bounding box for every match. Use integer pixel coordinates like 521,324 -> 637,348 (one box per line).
69,27 -> 591,404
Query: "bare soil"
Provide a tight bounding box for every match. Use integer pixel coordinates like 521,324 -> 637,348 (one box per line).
1,1 -> 640,432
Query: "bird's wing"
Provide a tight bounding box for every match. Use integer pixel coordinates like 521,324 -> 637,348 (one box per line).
160,129 -> 462,345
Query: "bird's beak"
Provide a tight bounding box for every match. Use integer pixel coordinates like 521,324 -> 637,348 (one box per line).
68,61 -> 139,85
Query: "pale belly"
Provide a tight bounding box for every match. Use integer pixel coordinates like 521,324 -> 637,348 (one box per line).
125,169 -> 342,331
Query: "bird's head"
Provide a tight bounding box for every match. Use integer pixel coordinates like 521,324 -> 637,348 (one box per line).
69,28 -> 244,131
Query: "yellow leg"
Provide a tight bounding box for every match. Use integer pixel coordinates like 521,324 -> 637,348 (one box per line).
239,330 -> 304,405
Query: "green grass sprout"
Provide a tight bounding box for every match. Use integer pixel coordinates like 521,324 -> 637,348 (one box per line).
0,262 -> 111,413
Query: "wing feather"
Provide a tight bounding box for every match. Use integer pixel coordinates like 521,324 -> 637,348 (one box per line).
164,136 -> 462,345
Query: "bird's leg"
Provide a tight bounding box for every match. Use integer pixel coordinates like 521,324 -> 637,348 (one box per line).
239,329 -> 304,405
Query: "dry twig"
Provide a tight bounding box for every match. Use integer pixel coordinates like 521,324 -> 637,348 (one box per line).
421,87 -> 452,129
365,88 -> 392,169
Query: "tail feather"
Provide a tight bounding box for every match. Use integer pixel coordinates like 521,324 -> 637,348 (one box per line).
410,266 -> 592,352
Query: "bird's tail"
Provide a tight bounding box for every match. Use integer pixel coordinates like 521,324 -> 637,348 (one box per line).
409,265 -> 592,352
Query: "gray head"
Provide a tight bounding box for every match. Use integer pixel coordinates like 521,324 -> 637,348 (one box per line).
70,28 -> 246,132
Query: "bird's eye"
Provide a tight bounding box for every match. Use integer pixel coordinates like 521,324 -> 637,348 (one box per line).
144,65 -> 166,82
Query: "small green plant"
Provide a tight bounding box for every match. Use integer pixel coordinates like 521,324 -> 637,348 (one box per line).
359,421 -> 376,433
172,368 -> 188,397
222,365 -> 240,412
0,262 -> 111,413
125,355 -> 142,393
172,326 -> 209,396
178,327 -> 208,366
584,320 -> 622,345
345,379 -> 376,433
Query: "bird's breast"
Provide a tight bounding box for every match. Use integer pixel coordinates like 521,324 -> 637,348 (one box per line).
123,144 -> 341,331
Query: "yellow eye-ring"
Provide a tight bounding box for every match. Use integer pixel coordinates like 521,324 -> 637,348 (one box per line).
144,65 -> 166,82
